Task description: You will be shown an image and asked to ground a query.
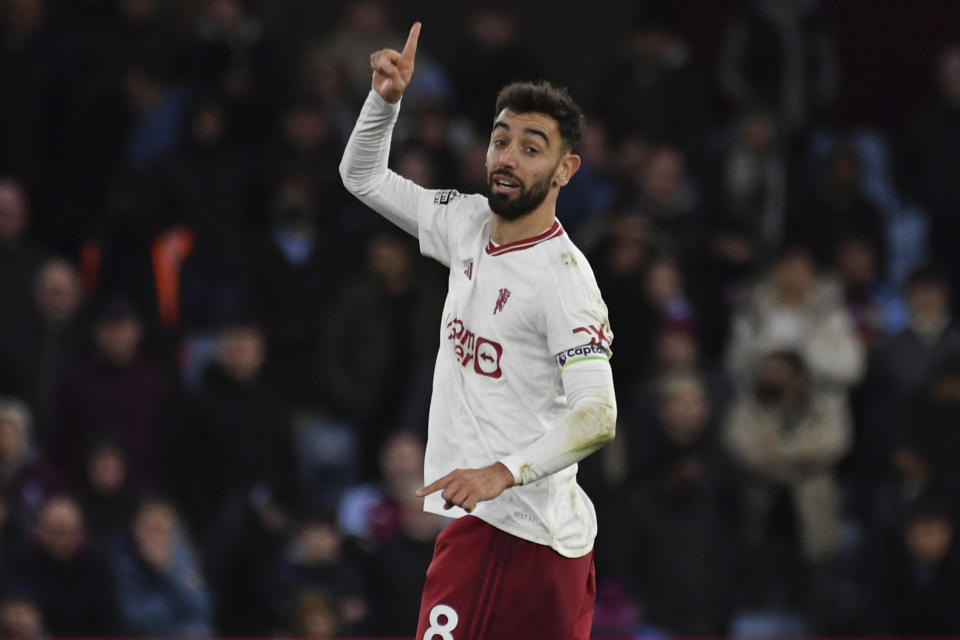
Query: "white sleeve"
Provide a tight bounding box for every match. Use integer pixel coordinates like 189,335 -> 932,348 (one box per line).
499,357 -> 617,485
339,90 -> 463,266
541,253 -> 613,355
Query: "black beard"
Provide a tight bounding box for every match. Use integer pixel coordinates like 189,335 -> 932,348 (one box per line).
486,170 -> 553,221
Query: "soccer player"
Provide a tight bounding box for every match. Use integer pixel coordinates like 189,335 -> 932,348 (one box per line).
340,22 -> 617,640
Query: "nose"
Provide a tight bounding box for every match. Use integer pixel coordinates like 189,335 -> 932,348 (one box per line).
496,141 -> 520,169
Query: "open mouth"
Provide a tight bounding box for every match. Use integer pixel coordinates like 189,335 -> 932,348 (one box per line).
491,172 -> 521,196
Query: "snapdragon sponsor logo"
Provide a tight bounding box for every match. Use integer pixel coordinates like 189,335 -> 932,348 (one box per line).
556,343 -> 609,369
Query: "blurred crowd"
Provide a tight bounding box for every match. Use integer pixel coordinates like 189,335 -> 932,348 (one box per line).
1,0 -> 959,637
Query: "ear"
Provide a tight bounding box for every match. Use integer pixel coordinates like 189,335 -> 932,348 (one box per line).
553,153 -> 581,188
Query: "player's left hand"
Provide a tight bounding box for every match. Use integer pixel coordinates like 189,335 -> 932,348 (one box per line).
416,462 -> 516,512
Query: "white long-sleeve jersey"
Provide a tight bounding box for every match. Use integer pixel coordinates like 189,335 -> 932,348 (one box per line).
340,91 -> 616,557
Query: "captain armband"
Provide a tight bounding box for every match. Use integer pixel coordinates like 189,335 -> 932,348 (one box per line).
555,343 -> 611,370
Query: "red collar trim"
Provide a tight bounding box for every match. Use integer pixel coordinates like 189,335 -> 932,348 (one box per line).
485,221 -> 564,256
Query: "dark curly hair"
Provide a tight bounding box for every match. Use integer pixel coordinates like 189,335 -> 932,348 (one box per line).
494,81 -> 585,153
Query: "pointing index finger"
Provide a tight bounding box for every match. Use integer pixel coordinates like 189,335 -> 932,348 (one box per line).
416,471 -> 447,497
401,21 -> 421,61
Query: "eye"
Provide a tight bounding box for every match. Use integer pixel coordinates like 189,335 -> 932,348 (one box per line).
492,139 -> 506,147
525,146 -> 539,155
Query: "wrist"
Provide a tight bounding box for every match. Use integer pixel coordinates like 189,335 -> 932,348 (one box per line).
372,88 -> 403,104
493,462 -> 516,490
497,454 -> 526,486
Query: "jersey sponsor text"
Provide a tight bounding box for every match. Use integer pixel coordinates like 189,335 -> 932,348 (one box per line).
446,316 -> 503,378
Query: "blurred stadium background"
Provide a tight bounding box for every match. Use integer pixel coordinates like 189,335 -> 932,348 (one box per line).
1,0 -> 960,638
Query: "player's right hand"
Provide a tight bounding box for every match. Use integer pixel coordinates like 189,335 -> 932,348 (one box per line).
415,462 -> 516,513
370,21 -> 420,103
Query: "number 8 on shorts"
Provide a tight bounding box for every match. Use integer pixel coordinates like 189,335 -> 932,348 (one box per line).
423,604 -> 459,640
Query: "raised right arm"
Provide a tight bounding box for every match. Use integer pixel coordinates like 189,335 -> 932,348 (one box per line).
339,22 -> 425,238
339,91 -> 421,237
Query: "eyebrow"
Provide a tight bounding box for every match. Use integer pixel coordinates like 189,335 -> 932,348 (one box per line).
493,120 -> 551,147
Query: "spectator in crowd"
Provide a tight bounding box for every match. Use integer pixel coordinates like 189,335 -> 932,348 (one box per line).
727,245 -> 865,390
867,356 -> 960,536
391,142 -> 438,189
912,357 -> 960,503
653,321 -> 702,376
693,110 -> 787,360
171,317 -> 295,635
56,0 -> 180,245
260,96 -> 347,222
627,370 -> 727,486
368,488 -> 445,635
338,429 -> 426,545
835,236 -> 909,519
201,483 -> 291,637
58,0 -> 178,121
707,110 -> 787,266
555,117 -> 619,237
0,594 -> 45,639
724,350 -> 852,611
608,371 -> 733,636
122,47 -> 191,171
399,103 -> 460,187
250,173 -> 344,408
590,215 -> 657,391
0,178 -> 44,337
621,320 -> 735,513
873,499 -> 960,636
270,509 -> 370,637
5,496 -> 116,636
0,0 -> 58,204
51,296 -> 167,487
644,255 -> 697,329
0,493 -> 26,573
620,145 -> 702,263
453,136 -> 490,195
186,0 -> 277,146
107,498 -> 212,637
290,590 -> 338,640
787,138 -> 888,272
641,320 -> 733,417
451,4 -> 541,135
0,258 -> 85,442
597,13 -> 704,158
296,46 -> 355,142
859,265 -> 960,508
900,44 -> 960,294
870,265 -> 960,400
82,171 -> 188,337
834,235 -> 907,346
77,439 -> 138,547
0,398 -> 59,526
171,317 -> 295,535
318,0 -> 402,103
158,94 -> 251,334
717,0 -> 839,139
322,232 -> 441,473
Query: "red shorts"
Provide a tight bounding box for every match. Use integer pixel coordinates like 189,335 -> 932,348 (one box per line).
415,515 -> 596,640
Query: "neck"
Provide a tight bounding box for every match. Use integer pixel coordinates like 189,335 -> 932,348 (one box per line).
490,202 -> 557,245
